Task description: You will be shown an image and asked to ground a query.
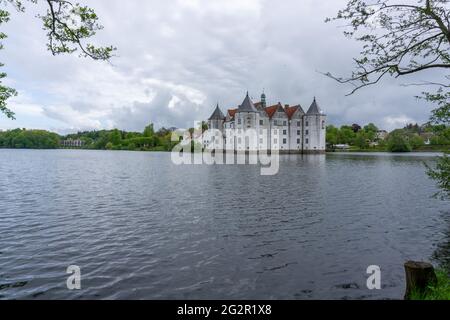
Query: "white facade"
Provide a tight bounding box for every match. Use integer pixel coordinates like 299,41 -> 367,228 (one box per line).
204,92 -> 326,154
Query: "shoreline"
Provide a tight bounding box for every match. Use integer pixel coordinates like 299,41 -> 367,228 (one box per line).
0,147 -> 447,155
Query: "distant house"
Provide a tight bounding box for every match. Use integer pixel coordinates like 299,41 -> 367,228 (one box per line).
335,144 -> 350,150
376,130 -> 389,141
419,132 -> 433,145
61,139 -> 85,148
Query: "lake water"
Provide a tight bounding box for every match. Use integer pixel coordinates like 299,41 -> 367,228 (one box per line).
0,149 -> 448,300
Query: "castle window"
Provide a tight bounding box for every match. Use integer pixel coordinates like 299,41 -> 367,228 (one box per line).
297,139 -> 301,144
283,138 -> 287,144
283,121 -> 287,126
322,121 -> 325,130
305,130 -> 309,135
273,120 -> 278,126
260,120 -> 264,125
283,130 -> 287,135
274,129 -> 278,135
297,130 -> 301,135
306,138 -> 309,144
306,121 -> 309,127
297,121 -> 301,126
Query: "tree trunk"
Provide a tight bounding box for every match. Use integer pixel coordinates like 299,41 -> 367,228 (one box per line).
404,261 -> 437,300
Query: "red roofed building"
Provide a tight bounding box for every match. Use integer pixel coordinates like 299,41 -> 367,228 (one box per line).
205,91 -> 326,153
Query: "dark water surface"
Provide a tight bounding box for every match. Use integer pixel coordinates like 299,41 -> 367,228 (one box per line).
0,150 -> 448,300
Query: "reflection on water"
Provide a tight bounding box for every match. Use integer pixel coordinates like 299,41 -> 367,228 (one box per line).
0,150 -> 448,300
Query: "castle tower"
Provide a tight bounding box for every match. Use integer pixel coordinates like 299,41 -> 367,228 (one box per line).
235,92 -> 259,152
205,104 -> 225,150
208,103 -> 225,130
304,97 -> 326,153
261,90 -> 267,109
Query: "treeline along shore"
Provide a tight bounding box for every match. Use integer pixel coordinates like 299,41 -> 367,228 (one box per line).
0,124 -> 179,152
327,123 -> 449,152
0,122 -> 448,152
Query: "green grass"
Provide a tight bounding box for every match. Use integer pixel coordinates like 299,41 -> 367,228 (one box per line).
410,269 -> 450,300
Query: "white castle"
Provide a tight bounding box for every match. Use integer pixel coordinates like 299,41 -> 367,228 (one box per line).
203,92 -> 326,154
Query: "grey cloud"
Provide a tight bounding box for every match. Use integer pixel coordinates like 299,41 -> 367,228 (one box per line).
0,0 -> 446,133
110,89 -> 203,132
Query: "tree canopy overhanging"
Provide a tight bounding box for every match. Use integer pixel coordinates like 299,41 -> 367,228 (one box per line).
325,0 -> 449,95
0,0 -> 115,119
327,0 -> 449,198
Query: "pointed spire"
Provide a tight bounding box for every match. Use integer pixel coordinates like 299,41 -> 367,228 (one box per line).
208,104 -> 225,120
238,92 -> 258,113
307,97 -> 322,115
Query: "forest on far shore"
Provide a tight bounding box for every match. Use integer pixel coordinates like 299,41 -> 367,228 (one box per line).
0,122 -> 448,152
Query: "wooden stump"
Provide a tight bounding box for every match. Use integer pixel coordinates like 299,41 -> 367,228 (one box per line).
404,261 -> 437,300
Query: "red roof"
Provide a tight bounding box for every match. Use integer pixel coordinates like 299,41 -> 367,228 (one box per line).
285,106 -> 299,119
225,102 -> 300,120
265,105 -> 278,119
227,109 -> 237,119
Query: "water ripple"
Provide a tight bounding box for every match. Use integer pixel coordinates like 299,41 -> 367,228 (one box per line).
0,150 -> 448,300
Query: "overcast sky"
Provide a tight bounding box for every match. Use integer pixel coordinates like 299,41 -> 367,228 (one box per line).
0,0 -> 445,134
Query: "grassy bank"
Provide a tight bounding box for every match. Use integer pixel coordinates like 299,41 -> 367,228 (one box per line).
410,269 -> 450,300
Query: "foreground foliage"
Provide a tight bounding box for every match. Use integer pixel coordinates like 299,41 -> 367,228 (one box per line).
0,0 -> 114,119
427,154 -> 450,199
410,269 -> 450,300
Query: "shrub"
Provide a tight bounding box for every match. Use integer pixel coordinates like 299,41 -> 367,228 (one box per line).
387,131 -> 412,152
